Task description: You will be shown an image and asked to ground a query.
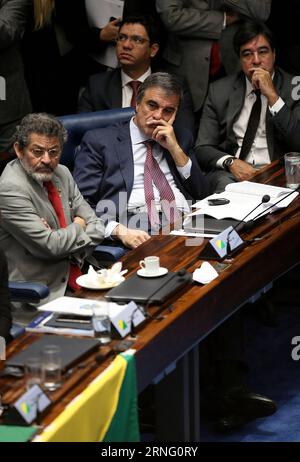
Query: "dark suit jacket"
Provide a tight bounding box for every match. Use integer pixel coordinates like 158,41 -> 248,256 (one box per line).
0,248 -> 12,342
77,68 -> 196,137
0,0 -> 32,150
195,68 -> 300,171
73,120 -> 209,222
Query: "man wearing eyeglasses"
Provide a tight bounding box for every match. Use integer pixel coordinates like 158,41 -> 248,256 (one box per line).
78,14 -> 196,138
195,20 -> 300,193
0,113 -> 149,303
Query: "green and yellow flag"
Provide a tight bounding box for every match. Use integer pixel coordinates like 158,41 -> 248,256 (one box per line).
35,351 -> 139,442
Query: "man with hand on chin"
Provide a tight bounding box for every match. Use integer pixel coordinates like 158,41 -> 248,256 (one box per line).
74,72 -> 209,240
195,20 -> 300,193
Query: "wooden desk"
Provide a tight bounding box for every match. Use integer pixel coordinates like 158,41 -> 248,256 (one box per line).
1,161 -> 300,441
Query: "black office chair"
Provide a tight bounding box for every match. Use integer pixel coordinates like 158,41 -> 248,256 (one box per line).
9,281 -> 50,338
59,108 -> 135,265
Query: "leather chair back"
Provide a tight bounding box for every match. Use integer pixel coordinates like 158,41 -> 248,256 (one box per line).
59,107 -> 135,171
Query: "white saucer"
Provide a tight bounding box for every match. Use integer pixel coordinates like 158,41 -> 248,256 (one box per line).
76,274 -> 125,290
137,267 -> 168,278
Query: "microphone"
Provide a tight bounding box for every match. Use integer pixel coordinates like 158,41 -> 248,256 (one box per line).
243,186 -> 300,231
226,194 -> 271,256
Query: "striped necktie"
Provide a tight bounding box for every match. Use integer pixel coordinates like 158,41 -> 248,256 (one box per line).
143,140 -> 180,227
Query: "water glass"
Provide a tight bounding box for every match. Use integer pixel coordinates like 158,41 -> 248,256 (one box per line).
284,152 -> 300,189
25,357 -> 43,390
92,304 -> 112,344
42,345 -> 62,391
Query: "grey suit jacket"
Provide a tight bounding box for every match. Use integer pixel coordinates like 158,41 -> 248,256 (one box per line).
195,68 -> 300,171
0,160 -> 105,302
0,0 -> 32,150
156,0 -> 271,111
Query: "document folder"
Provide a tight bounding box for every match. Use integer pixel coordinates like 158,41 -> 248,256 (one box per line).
106,271 -> 191,305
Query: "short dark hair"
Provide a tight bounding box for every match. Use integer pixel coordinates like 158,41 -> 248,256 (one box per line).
118,14 -> 161,45
233,20 -> 274,56
14,113 -> 68,149
136,72 -> 183,103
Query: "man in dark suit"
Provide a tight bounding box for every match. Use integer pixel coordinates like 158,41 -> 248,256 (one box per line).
77,14 -> 195,137
74,72 -> 208,239
195,21 -> 300,192
0,0 -> 32,159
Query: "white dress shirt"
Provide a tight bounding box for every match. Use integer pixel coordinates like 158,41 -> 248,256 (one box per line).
105,118 -> 192,236
121,68 -> 151,107
217,76 -> 285,168
128,118 -> 191,213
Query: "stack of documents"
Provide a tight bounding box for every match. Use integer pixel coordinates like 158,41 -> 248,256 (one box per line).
190,181 -> 299,222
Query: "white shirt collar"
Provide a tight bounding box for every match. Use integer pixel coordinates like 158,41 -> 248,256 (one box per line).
121,68 -> 151,89
130,117 -> 149,145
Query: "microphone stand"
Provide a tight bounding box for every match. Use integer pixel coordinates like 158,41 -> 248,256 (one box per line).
245,186 -> 300,228
226,194 -> 271,257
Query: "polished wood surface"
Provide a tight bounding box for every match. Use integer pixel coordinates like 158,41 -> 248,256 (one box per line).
1,161 -> 299,432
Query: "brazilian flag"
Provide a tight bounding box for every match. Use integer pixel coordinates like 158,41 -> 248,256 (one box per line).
35,352 -> 140,442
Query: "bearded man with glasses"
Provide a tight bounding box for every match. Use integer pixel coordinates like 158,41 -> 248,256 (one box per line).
0,113 -> 149,305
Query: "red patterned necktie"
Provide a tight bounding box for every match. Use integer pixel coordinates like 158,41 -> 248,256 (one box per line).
44,180 -> 82,291
129,80 -> 141,107
143,141 -> 180,227
209,41 -> 222,77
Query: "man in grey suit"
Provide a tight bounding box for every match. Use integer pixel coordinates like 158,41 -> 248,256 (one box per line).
195,20 -> 300,192
0,113 -> 148,303
156,0 -> 271,114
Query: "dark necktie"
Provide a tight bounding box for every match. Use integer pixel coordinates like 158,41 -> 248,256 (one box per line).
143,141 -> 180,227
239,90 -> 262,161
129,80 -> 141,107
209,41 -> 221,77
44,180 -> 82,291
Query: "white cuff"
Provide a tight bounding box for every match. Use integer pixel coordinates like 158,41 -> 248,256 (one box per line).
217,155 -> 233,169
105,220 -> 119,238
269,97 -> 285,116
177,158 -> 192,179
223,12 -> 227,29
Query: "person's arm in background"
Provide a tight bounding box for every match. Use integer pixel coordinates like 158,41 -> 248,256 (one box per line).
156,0 -> 225,39
57,0 -> 119,55
0,0 -> 31,49
156,0 -> 271,40
222,0 -> 271,22
0,249 -> 12,343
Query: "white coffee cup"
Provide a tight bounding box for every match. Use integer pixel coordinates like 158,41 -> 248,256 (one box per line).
139,256 -> 160,275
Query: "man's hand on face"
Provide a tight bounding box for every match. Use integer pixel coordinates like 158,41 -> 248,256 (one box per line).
112,223 -> 150,249
147,113 -> 189,167
229,158 -> 257,182
149,112 -> 177,151
250,67 -> 278,106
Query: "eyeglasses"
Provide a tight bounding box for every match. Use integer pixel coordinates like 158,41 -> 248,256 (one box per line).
116,33 -> 150,46
240,47 -> 271,61
29,147 -> 61,159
